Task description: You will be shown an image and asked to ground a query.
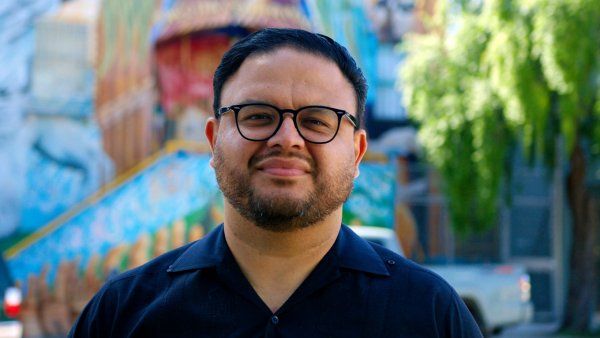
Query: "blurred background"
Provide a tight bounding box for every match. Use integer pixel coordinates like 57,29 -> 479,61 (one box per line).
0,0 -> 598,337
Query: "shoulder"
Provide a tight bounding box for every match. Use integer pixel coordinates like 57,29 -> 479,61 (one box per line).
364,242 -> 482,337
93,241 -> 198,305
69,242 -> 198,337
338,225 -> 455,295
369,241 -> 456,296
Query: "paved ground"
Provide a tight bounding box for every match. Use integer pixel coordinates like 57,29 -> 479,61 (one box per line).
497,323 -> 594,338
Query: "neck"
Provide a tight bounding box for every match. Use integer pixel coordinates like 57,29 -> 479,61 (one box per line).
224,207 -> 342,255
222,200 -> 342,312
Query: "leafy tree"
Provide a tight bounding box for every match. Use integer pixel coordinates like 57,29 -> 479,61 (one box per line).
401,0 -> 600,333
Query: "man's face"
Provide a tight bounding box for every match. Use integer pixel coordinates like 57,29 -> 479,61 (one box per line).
206,47 -> 367,232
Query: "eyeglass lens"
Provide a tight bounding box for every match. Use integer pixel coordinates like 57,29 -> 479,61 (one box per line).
236,104 -> 340,143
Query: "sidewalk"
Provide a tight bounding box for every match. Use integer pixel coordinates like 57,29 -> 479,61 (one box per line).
498,323 -> 590,338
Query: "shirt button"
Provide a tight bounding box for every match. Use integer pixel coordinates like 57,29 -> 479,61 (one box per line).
386,259 -> 396,265
271,315 -> 279,325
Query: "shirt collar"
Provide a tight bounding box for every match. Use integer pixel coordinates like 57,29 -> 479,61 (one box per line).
167,225 -> 227,272
168,224 -> 390,277
335,225 -> 390,276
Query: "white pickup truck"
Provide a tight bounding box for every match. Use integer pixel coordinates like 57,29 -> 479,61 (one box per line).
350,226 -> 534,337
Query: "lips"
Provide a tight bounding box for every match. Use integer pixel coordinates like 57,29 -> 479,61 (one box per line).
255,157 -> 311,177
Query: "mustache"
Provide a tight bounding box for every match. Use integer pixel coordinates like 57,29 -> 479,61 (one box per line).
249,150 -> 316,172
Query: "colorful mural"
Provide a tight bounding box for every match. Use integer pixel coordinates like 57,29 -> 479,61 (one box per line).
156,34 -> 233,116
155,0 -> 311,41
95,0 -> 159,174
0,0 -> 114,242
311,0 -> 378,104
154,31 -> 235,144
8,149 -> 216,284
7,146 -> 397,286
343,160 -> 397,227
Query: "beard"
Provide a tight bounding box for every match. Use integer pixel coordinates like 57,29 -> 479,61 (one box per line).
213,144 -> 355,232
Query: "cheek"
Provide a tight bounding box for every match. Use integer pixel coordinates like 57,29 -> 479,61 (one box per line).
215,129 -> 259,167
315,144 -> 356,176
218,119 -> 239,140
334,133 -> 359,161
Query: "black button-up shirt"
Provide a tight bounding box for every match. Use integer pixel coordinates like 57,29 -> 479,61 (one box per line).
69,225 -> 482,337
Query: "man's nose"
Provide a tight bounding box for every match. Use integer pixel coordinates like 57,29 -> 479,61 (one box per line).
266,114 -> 305,149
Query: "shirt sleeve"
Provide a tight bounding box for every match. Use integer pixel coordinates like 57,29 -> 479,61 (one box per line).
441,290 -> 484,338
68,282 -> 116,338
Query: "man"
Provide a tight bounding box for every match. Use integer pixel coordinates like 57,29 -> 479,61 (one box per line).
69,28 -> 482,337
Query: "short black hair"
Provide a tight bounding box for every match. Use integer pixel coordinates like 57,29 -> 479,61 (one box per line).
212,28 -> 367,128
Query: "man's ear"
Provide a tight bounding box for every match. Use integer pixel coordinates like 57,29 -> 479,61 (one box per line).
205,117 -> 219,168
353,129 -> 368,178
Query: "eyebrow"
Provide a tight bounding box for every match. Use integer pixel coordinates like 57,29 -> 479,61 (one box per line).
231,99 -> 271,106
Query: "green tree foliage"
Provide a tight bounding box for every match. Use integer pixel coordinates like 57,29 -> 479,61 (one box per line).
401,0 -> 600,332
401,0 -> 599,233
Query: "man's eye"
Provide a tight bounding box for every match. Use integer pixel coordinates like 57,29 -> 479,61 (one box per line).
248,114 -> 272,120
306,119 -> 326,126
240,113 -> 276,125
244,113 -> 274,121
302,118 -> 332,131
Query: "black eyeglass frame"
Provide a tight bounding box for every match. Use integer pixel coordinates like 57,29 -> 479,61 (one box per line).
216,103 -> 359,144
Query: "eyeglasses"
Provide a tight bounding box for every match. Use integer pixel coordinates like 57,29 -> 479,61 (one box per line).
217,103 -> 358,144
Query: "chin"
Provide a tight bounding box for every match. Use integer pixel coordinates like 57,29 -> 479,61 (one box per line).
253,189 -> 310,205
255,173 -> 310,186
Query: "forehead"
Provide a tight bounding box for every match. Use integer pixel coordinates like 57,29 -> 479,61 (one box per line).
220,47 -> 356,113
